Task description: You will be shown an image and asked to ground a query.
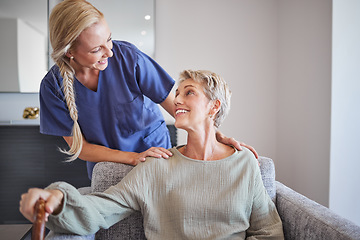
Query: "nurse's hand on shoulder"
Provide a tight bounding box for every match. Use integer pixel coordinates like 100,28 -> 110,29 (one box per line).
133,147 -> 173,164
20,188 -> 64,223
216,131 -> 259,159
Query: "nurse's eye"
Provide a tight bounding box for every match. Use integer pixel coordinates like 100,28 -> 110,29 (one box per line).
91,47 -> 101,53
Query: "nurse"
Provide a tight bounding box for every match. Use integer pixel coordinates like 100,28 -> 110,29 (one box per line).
41,0 -> 257,179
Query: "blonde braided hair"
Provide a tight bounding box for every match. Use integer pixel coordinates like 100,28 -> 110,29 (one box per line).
49,0 -> 103,161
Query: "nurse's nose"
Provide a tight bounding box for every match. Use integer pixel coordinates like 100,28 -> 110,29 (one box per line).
104,48 -> 113,58
103,43 -> 113,58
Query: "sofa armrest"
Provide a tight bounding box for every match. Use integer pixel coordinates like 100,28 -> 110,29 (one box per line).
276,181 -> 360,240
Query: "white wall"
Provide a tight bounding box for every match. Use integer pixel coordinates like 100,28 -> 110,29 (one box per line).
276,0 -> 332,206
0,18 -> 46,93
17,19 -> 47,92
330,0 -> 360,226
156,0 -> 332,207
0,18 -> 20,92
156,0 -> 279,158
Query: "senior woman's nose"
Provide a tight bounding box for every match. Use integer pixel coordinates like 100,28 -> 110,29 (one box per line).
174,94 -> 182,105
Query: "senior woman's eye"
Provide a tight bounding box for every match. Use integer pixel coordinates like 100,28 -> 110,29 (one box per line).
186,90 -> 195,96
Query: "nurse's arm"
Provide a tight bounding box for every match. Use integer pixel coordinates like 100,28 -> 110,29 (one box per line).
160,92 -> 175,118
63,136 -> 172,165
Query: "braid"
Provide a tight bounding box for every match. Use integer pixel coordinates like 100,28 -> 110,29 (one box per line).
48,0 -> 104,161
58,60 -> 83,162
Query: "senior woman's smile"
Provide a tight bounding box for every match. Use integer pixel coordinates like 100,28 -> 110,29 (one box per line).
175,108 -> 189,116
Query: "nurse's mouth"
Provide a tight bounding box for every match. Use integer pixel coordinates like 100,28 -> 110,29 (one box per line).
98,59 -> 108,64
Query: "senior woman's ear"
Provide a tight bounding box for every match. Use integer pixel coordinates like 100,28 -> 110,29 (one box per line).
210,99 -> 221,117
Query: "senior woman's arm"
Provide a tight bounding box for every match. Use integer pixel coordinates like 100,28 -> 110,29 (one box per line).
245,160 -> 284,239
44,182 -> 139,235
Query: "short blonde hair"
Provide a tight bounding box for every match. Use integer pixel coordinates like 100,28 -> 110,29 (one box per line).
179,70 -> 231,128
49,0 -> 104,161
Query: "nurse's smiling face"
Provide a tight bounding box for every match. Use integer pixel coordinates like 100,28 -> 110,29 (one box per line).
174,78 -> 215,132
68,18 -> 114,71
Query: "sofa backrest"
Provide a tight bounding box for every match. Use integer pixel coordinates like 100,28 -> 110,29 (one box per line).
259,156 -> 277,202
91,156 -> 276,197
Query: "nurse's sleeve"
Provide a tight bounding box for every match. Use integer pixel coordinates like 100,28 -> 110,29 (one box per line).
135,50 -> 175,104
246,159 -> 284,239
45,181 -> 140,235
39,78 -> 73,137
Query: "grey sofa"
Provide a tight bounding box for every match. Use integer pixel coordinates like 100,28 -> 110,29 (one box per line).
45,157 -> 360,240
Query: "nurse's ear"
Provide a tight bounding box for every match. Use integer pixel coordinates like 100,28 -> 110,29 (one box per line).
65,51 -> 74,60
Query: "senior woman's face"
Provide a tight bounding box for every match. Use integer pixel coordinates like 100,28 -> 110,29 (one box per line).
174,78 -> 214,131
70,18 -> 113,71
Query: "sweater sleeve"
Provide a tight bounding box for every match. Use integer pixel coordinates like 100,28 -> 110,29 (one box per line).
45,181 -> 139,235
245,159 -> 284,239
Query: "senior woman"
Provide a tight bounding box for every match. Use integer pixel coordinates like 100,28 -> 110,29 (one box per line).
20,70 -> 284,239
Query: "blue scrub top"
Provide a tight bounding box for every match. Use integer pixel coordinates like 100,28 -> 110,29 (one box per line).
39,41 -> 175,179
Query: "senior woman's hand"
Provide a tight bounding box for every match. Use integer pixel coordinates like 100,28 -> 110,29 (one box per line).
20,188 -> 64,223
216,131 -> 259,159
